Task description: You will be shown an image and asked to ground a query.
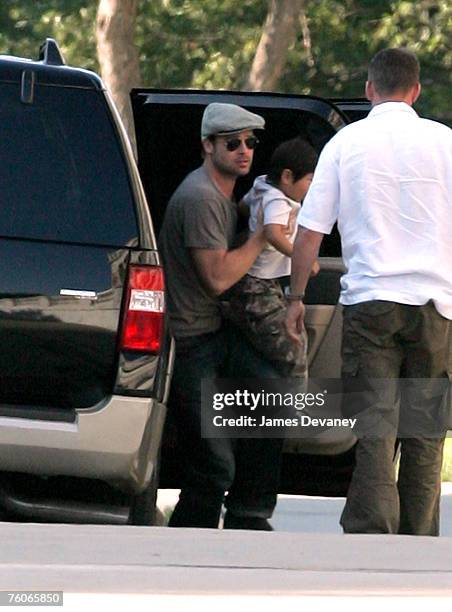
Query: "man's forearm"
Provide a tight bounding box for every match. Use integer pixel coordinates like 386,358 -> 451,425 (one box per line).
215,231 -> 265,293
191,231 -> 266,296
290,227 -> 324,295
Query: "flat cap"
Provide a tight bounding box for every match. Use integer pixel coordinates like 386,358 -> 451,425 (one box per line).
201,103 -> 265,139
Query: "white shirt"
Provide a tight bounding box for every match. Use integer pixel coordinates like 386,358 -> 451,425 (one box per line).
298,102 -> 452,319
246,175 -> 300,279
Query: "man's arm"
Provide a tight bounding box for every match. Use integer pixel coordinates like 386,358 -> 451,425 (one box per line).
191,228 -> 266,296
285,227 -> 324,343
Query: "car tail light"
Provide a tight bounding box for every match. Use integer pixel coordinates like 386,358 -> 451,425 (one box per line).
120,265 -> 165,353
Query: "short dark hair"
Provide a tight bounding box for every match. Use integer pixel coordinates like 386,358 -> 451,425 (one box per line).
266,138 -> 318,185
368,48 -> 420,96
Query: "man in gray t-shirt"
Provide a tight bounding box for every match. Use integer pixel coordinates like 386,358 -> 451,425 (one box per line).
159,103 -> 283,530
159,165 -> 238,338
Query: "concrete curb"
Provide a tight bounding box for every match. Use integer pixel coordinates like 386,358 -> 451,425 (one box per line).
0,523 -> 451,595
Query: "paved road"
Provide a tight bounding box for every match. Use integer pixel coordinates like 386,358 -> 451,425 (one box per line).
1,522 -> 452,595
0,486 -> 451,609
0,520 -> 452,606
157,482 -> 452,535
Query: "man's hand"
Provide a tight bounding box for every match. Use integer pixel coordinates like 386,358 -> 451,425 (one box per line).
284,207 -> 298,237
190,204 -> 267,296
285,300 -> 306,344
252,203 -> 267,244
287,227 -> 324,342
310,260 -> 321,277
255,202 -> 264,228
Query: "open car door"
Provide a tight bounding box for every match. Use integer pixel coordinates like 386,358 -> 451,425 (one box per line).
131,89 -> 371,495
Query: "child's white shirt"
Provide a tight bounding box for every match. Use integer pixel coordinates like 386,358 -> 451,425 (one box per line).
245,175 -> 300,279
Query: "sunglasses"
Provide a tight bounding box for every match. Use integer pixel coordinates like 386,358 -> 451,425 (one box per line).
224,136 -> 259,152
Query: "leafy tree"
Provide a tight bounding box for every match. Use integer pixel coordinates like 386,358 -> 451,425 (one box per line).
245,0 -> 307,91
133,0 -> 451,124
97,0 -> 140,152
134,0 -> 266,90
0,0 -> 450,128
0,1 -> 97,70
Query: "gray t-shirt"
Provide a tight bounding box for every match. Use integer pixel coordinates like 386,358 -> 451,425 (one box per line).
158,166 -> 238,338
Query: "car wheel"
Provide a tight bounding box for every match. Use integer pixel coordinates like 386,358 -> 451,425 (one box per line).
128,462 -> 159,526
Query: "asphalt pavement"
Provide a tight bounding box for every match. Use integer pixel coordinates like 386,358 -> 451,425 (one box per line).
0,486 -> 451,609
1,521 -> 452,597
157,482 -> 452,535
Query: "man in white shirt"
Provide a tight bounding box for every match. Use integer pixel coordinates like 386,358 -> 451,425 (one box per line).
285,48 -> 452,536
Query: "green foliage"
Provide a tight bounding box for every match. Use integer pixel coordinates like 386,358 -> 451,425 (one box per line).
442,438 -> 452,482
0,1 -> 97,70
135,0 -> 266,90
0,0 -> 450,124
137,0 -> 452,125
371,0 -> 451,122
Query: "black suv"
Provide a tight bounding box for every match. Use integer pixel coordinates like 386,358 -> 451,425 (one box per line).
0,40 -> 173,524
0,40 -> 371,521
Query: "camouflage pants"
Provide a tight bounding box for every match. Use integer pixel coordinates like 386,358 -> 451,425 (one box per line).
224,275 -> 307,379
340,300 -> 451,536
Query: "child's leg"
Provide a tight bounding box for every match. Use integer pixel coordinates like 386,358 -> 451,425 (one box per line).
226,275 -> 307,378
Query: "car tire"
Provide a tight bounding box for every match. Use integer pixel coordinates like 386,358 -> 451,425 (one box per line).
128,461 -> 159,526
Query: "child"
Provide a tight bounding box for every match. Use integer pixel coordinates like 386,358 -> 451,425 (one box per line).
228,137 -> 318,377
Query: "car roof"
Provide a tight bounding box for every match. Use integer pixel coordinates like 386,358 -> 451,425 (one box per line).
0,38 -> 103,90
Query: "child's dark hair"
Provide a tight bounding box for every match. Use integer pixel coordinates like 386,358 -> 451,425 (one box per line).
267,138 -> 318,185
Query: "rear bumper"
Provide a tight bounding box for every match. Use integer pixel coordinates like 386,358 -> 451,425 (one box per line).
283,426 -> 357,456
0,396 -> 167,494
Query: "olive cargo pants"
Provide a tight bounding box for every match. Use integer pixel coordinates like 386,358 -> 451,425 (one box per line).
340,300 -> 451,536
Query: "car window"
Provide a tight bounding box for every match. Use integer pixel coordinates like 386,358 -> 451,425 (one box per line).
0,83 -> 138,246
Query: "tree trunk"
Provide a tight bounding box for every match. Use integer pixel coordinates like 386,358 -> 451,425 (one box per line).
96,0 -> 141,155
245,0 -> 306,91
